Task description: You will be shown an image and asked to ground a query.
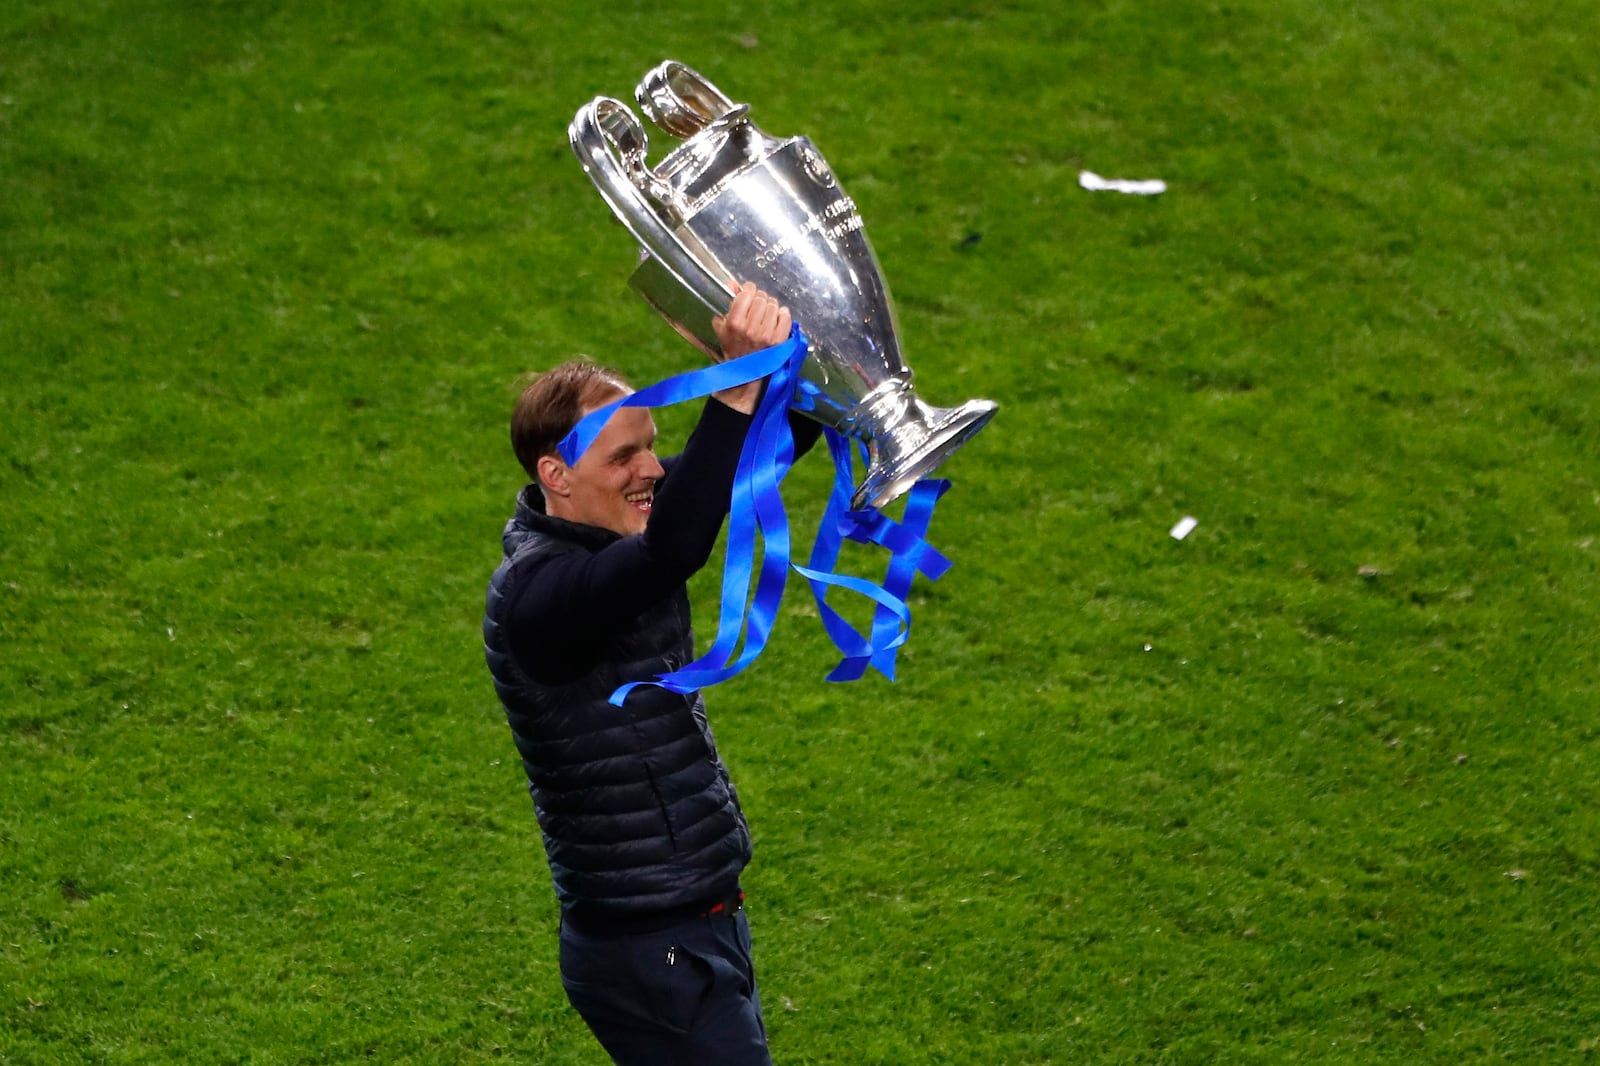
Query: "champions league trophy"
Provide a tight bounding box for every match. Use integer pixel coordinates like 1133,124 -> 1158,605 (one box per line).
569,60 -> 997,509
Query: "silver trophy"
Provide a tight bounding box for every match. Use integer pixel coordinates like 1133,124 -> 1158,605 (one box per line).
569,60 -> 996,509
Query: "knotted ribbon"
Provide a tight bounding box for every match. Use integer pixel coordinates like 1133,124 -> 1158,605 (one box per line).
558,327 -> 952,704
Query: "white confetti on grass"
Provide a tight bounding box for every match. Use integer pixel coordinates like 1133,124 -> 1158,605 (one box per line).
1079,170 -> 1167,196
1170,516 -> 1199,540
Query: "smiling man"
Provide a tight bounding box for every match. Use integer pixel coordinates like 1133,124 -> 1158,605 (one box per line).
483,283 -> 810,1065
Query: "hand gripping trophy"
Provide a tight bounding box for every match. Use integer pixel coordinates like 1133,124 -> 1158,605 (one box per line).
569,60 -> 996,510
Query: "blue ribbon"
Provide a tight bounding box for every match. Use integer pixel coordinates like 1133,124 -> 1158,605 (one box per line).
558,328 -> 953,704
798,431 -> 951,682
558,336 -> 802,466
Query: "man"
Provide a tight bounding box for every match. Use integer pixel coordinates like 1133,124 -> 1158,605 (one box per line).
483,283 -> 810,1065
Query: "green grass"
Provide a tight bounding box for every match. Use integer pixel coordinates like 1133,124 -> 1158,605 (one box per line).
4,0 -> 1599,1062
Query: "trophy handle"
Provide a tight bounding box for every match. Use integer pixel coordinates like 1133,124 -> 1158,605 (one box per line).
569,96 -> 737,319
636,60 -> 738,137
591,97 -> 676,209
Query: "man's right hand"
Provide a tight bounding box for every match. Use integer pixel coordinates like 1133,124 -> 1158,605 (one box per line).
710,282 -> 792,414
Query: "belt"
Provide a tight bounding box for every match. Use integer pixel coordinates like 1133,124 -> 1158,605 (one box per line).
563,884 -> 746,938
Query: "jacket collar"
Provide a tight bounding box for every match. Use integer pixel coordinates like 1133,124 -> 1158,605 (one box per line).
511,484 -> 621,552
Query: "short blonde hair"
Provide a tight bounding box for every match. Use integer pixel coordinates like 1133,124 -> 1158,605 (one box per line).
510,360 -> 632,480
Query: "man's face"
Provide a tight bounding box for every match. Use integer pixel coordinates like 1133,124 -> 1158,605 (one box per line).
556,404 -> 664,536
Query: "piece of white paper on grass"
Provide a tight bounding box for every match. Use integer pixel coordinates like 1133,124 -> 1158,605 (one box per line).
1170,516 -> 1199,540
1079,170 -> 1167,196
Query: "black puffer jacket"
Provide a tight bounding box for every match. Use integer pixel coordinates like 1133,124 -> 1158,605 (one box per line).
483,493 -> 751,917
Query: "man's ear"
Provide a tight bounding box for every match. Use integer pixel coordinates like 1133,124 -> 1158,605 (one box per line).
537,455 -> 571,498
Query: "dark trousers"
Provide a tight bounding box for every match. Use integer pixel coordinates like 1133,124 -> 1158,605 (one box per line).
559,907 -> 771,1066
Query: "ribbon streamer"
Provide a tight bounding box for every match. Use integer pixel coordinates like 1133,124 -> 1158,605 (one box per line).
559,330 -> 952,704
799,431 -> 950,681
559,336 -> 801,466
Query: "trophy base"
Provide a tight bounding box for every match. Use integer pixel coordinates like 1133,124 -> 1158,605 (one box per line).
855,398 -> 997,511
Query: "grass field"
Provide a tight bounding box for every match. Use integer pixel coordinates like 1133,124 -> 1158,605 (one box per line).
4,0 -> 1599,1062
